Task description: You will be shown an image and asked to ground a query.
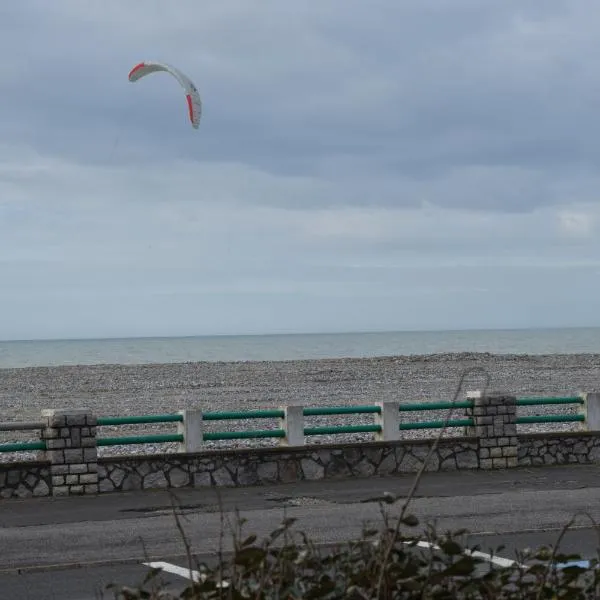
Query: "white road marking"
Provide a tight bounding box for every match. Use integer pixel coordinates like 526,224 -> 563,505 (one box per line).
143,561 -> 203,583
146,540 -> 591,588
410,540 -> 521,569
143,561 -> 230,588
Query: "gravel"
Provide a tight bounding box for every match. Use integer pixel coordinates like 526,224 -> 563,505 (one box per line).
1,352 -> 598,461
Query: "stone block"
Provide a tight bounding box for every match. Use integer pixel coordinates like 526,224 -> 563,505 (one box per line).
301,458 -> 325,480
63,449 -> 84,463
43,414 -> 66,428
121,474 -> 142,491
66,415 -> 87,427
193,472 -> 212,487
480,439 -> 497,448
490,447 -> 503,458
60,428 -> 71,438
456,450 -> 479,469
144,471 -> 168,489
83,448 -> 97,462
84,484 -> 98,494
71,428 -> 81,447
169,468 -> 190,487
79,473 -> 98,484
257,461 -> 278,482
492,458 -> 507,469
65,475 -> 79,485
47,450 -> 65,464
99,479 -> 115,493
82,437 -> 96,448
33,481 -> 50,497
69,485 -> 84,495
69,464 -> 88,474
86,417 -> 97,427
480,459 -> 493,469
46,439 -> 66,450
211,467 -> 234,486
52,485 -> 70,497
502,446 -> 518,457
51,475 -> 65,486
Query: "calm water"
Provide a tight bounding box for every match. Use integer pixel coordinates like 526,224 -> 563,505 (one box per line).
1,327 -> 600,369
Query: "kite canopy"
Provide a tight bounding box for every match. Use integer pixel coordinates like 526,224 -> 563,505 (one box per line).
128,61 -> 202,129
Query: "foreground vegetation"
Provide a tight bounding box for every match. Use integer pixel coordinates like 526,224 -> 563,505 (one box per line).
110,499 -> 600,599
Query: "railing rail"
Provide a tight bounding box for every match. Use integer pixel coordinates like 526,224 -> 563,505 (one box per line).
0,393 -> 591,454
0,421 -> 45,432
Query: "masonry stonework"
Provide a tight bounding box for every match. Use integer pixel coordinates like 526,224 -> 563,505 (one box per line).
41,409 -> 98,497
97,438 -> 479,492
465,392 -> 518,469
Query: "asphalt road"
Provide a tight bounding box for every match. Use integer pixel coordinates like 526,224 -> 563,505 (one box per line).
1,463 -> 600,599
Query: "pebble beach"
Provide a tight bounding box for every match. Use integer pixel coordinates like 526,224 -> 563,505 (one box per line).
1,352 -> 598,460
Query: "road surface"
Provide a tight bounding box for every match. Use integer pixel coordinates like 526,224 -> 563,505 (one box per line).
1,463 -> 599,598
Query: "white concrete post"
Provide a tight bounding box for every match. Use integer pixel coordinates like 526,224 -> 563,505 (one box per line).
279,405 -> 304,447
177,409 -> 204,453
374,401 -> 401,441
580,392 -> 600,431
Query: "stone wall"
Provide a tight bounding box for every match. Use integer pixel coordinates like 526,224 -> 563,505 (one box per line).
98,438 -> 479,493
518,432 -> 600,466
4,432 -> 600,498
0,461 -> 50,499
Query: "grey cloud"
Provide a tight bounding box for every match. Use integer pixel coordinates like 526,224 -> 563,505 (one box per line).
2,1 -> 600,212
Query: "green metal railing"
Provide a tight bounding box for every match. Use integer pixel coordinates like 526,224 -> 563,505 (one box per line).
0,395 -> 587,453
0,441 -> 46,453
517,396 -> 583,407
97,414 -> 184,426
515,396 -> 584,425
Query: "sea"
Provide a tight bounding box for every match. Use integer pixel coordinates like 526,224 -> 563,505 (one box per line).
1,327 -> 600,369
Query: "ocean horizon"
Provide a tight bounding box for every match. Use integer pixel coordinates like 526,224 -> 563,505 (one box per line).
1,326 -> 600,369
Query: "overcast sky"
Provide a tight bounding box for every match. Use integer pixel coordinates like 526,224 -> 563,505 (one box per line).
2,0 -> 600,341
